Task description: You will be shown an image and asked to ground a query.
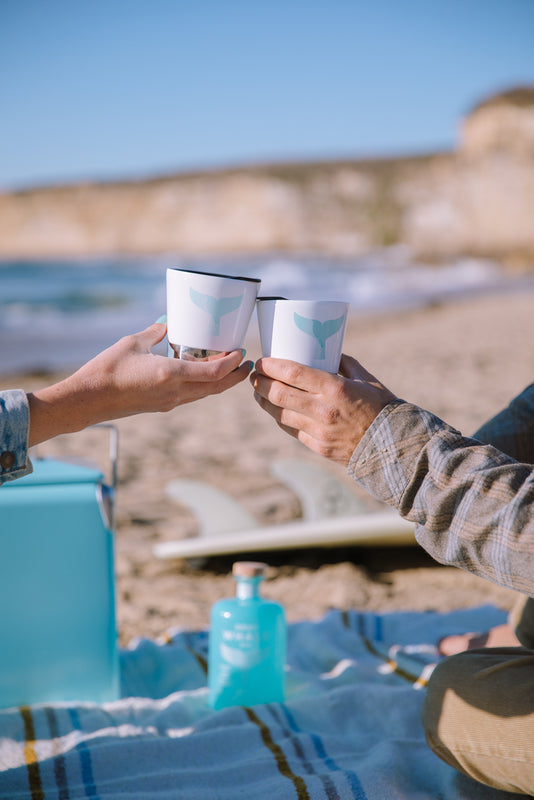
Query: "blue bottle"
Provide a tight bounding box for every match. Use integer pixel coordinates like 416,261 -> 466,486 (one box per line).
208,562 -> 286,709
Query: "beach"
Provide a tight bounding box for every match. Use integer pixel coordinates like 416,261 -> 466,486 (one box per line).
2,288 -> 533,646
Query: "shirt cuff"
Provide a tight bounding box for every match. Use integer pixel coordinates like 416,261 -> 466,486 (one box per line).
347,399 -> 448,508
0,390 -> 33,485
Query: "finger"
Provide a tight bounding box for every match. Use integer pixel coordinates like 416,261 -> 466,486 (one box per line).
203,351 -> 231,362
184,360 -> 252,400
169,349 -> 245,382
254,357 -> 336,393
213,359 -> 252,390
251,372 -> 318,418
293,428 -> 336,458
255,397 -> 337,458
275,420 -> 300,442
252,389 -> 316,434
262,402 -> 332,458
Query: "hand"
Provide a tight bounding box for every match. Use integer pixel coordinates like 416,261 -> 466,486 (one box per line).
27,322 -> 251,446
250,354 -> 397,466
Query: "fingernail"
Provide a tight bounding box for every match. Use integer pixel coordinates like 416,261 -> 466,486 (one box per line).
247,361 -> 254,372
241,349 -> 247,358
156,314 -> 167,324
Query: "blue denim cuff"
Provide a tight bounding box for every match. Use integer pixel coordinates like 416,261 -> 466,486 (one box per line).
0,390 -> 33,485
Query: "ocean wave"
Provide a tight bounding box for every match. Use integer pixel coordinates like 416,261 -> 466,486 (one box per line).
0,250 -> 530,374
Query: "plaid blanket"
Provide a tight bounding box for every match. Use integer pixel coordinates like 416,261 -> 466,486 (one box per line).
0,605 -> 517,800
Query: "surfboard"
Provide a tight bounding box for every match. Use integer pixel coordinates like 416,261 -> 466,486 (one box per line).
153,458 -> 415,561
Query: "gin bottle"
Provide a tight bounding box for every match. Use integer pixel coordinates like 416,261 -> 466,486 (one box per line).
208,562 -> 286,709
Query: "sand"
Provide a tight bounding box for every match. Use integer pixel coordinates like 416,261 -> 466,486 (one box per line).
3,288 -> 533,645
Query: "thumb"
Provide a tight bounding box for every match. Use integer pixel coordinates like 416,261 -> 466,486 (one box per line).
134,321 -> 168,351
339,354 -> 376,381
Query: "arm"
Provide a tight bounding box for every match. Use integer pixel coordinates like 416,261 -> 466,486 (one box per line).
0,322 -> 249,479
251,356 -> 534,595
350,400 -> 534,595
26,321 -> 250,446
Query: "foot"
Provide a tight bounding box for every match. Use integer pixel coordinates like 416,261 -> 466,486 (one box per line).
438,623 -> 520,657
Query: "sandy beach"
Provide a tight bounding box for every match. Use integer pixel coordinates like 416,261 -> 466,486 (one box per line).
2,288 -> 533,646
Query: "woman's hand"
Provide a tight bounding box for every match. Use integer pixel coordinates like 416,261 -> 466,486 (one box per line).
250,354 -> 397,466
27,322 -> 251,446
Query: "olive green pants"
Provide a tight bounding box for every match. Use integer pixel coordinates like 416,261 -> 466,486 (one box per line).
422,596 -> 534,795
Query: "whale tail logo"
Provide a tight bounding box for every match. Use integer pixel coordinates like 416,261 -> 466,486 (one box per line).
190,287 -> 244,335
220,642 -> 268,669
293,312 -> 345,359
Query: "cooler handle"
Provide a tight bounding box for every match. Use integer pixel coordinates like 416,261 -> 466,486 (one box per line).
91,424 -> 118,531
91,423 -> 118,492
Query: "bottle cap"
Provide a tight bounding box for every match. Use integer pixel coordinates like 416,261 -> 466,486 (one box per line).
233,561 -> 267,579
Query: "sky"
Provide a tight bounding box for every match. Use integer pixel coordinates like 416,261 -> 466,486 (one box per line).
1,0 -> 534,191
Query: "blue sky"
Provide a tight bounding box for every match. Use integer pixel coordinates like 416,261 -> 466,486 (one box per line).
1,0 -> 534,190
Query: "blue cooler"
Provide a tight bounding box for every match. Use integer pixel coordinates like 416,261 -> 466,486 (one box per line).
0,428 -> 119,708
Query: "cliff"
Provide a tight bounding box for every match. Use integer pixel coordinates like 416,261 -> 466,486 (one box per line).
1,86 -> 533,262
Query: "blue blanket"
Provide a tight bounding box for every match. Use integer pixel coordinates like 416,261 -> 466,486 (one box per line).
0,605 -> 519,800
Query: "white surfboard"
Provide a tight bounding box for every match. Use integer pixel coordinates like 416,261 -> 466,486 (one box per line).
153,509 -> 414,559
153,459 -> 415,561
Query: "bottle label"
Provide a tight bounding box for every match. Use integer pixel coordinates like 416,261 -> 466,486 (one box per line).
219,622 -> 271,669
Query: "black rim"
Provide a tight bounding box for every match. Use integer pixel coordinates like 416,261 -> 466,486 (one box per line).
168,267 -> 261,284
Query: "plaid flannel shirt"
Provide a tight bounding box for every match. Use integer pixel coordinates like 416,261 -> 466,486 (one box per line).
0,390 -> 32,485
348,384 -> 534,595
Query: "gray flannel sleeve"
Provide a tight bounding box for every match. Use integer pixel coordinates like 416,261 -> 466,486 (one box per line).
348,400 -> 534,596
0,390 -> 33,485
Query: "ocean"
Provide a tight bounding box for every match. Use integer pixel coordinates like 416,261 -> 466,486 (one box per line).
0,248 -> 532,375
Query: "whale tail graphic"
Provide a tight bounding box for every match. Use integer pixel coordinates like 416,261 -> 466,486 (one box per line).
189,288 -> 244,335
220,642 -> 268,669
293,312 -> 345,359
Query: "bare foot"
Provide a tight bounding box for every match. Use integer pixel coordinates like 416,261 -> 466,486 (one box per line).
438,623 -> 520,656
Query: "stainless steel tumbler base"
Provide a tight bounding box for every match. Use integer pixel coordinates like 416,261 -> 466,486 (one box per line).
168,343 -> 222,361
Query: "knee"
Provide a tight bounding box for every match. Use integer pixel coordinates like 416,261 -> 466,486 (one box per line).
422,657 -> 453,759
422,649 -> 534,794
421,653 -> 472,767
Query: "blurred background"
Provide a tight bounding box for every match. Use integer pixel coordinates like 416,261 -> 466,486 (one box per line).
1,0 -> 534,374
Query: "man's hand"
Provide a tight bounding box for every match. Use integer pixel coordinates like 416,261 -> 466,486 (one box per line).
250,354 -> 397,466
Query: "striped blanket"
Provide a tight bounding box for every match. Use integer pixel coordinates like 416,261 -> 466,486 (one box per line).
0,605 -> 518,800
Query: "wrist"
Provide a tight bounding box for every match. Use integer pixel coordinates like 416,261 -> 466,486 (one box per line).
27,374 -> 109,446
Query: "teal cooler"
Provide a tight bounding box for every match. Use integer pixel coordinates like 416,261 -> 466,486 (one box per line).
0,444 -> 119,708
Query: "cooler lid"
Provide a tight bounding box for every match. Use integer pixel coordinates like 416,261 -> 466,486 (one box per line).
6,458 -> 104,488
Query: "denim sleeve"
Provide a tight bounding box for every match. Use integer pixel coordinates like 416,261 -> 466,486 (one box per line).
0,390 -> 33,485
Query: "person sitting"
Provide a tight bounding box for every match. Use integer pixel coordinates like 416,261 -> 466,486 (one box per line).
250,353 -> 534,795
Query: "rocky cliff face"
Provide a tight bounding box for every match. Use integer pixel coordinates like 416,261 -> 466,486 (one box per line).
1,88 -> 533,262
